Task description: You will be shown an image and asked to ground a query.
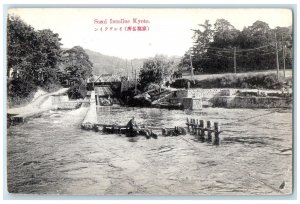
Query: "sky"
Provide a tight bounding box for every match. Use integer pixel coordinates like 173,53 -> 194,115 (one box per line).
8,8 -> 293,60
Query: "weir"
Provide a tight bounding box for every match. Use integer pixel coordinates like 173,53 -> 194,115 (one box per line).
8,88 -> 70,126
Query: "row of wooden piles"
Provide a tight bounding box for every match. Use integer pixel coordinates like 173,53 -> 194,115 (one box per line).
186,118 -> 221,145
81,118 -> 222,145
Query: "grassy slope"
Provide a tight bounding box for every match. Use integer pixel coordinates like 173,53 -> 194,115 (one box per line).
173,70 -> 293,90
182,69 -> 292,81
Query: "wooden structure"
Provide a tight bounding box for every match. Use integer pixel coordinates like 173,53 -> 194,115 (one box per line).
161,126 -> 187,136
92,124 -> 158,139
80,110 -> 223,145
87,74 -> 122,91
182,98 -> 202,110
186,117 -> 222,145
94,85 -> 115,106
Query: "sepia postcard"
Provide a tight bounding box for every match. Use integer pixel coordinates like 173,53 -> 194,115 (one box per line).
6,7 -> 294,196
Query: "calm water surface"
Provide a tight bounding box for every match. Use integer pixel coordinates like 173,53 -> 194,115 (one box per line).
7,106 -> 292,195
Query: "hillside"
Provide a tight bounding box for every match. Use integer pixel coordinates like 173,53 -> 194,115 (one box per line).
85,49 -> 144,76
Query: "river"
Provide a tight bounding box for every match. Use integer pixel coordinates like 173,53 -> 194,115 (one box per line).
7,106 -> 292,195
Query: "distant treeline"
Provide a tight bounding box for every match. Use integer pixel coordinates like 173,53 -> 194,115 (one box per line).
7,15 -> 93,106
180,19 -> 293,74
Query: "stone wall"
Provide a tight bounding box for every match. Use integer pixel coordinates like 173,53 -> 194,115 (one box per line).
174,90 -> 188,98
154,88 -> 230,104
187,88 -> 238,99
153,88 -> 291,109
212,96 -> 291,108
182,98 -> 203,110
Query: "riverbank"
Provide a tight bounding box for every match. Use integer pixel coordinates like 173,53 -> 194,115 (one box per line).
138,87 -> 292,110
176,70 -> 292,90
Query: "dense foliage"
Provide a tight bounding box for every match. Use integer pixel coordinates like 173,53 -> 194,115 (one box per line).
181,19 -> 293,74
7,15 -> 62,93
7,15 -> 93,105
138,55 -> 177,91
171,73 -> 291,90
60,46 -> 93,99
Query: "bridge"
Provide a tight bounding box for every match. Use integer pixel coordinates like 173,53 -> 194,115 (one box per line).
86,74 -> 123,106
87,74 -> 121,91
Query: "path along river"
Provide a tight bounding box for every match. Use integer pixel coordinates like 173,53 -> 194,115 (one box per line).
7,106 -> 292,195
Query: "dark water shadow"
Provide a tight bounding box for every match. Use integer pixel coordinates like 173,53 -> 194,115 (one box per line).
127,137 -> 139,142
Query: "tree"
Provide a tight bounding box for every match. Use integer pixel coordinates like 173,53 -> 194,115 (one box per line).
33,29 -> 62,87
211,19 -> 240,48
138,55 -> 175,91
186,18 -> 293,74
7,15 -> 63,105
60,46 -> 93,99
191,20 -> 214,55
274,26 -> 293,69
250,21 -> 270,35
179,20 -> 214,74
7,15 -> 37,81
186,19 -> 236,73
8,16 -> 62,85
61,46 -> 93,85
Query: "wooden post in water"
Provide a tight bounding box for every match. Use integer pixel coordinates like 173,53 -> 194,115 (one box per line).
195,119 -> 199,135
191,118 -> 195,134
95,94 -> 98,105
195,123 -> 199,136
213,122 -> 221,146
95,95 -> 97,106
186,118 -> 190,133
207,121 -> 212,143
199,120 -> 205,142
194,119 -> 197,135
